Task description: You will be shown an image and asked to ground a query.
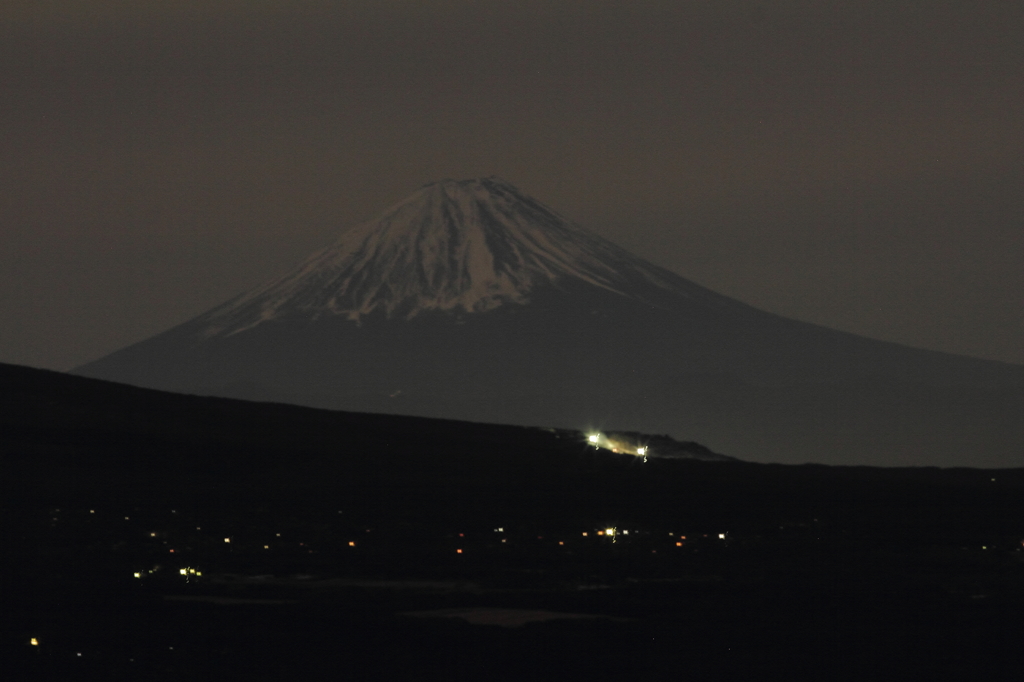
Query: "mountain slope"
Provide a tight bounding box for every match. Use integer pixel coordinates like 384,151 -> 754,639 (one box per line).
75,178 -> 1024,467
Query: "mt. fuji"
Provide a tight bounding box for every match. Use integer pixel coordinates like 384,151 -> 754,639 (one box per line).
75,178 -> 1024,467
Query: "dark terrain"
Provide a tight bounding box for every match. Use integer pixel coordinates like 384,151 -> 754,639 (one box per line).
3,361 -> 1024,680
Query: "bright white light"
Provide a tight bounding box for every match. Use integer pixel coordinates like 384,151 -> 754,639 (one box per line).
30,638 -> 39,646
588,434 -> 600,443
606,527 -> 616,536
224,538 -> 231,543
637,447 -> 646,455
179,568 -> 187,575
718,533 -> 726,539
622,530 -> 629,536
133,572 -> 142,579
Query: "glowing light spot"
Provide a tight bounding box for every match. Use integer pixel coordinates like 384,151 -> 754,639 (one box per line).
622,530 -> 629,536
150,532 -> 157,537
559,541 -> 564,545
597,531 -> 604,536
89,510 -> 95,514
224,538 -> 231,543
348,541 -> 356,547
676,542 -> 682,547
588,434 -> 599,443
264,545 -> 269,549
179,568 -> 187,575
605,527 -> 616,536
456,549 -> 463,554
133,572 -> 142,578
30,638 -> 39,646
718,534 -> 726,539
582,532 -> 588,537
637,447 -> 646,456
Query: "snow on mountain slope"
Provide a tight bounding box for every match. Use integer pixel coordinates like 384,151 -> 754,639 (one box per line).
199,177 -> 727,338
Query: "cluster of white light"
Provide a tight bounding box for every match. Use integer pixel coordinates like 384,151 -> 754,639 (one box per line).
586,432 -> 649,461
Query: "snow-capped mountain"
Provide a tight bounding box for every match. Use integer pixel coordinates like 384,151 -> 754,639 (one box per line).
198,177 -> 738,338
75,178 -> 1024,467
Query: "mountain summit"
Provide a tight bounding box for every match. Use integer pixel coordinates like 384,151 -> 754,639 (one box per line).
199,177 -> 729,338
75,178 -> 1024,467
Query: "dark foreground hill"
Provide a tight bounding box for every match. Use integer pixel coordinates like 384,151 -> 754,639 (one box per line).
5,360 -> 1023,525
4,361 -> 1024,681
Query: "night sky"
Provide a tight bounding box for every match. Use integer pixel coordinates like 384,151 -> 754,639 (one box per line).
2,1 -> 1022,371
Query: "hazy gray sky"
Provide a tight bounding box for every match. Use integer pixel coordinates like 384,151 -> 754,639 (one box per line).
2,1 -> 1022,370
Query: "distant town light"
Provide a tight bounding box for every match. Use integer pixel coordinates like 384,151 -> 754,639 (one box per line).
348,541 -> 356,547
559,541 -> 564,545
622,530 -> 629,536
456,549 -> 463,554
718,533 -> 726,539
582,532 -> 588,537
133,572 -> 142,578
30,638 -> 39,646
605,528 -> 616,536
179,568 -> 187,575
224,538 -> 231,543
637,447 -> 646,455
89,510 -> 95,514
588,434 -> 600,443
